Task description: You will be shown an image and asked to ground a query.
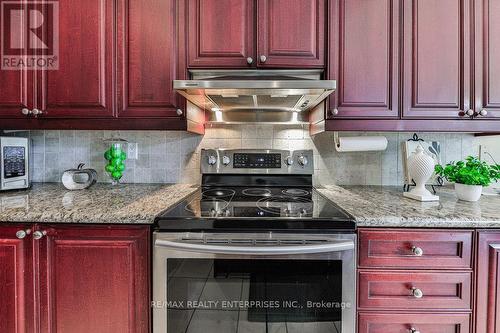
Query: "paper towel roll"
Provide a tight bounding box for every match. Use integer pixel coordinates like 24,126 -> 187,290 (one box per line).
335,136 -> 388,152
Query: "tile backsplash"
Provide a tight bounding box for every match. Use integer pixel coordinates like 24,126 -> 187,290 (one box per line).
9,126 -> 479,186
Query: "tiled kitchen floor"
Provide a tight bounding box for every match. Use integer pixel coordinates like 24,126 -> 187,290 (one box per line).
166,260 -> 341,333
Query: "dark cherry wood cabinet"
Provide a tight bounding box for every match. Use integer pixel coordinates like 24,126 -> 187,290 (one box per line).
402,0 -> 471,119
187,0 -> 255,68
0,0 -> 192,130
474,0 -> 500,119
358,229 -> 473,269
475,231 -> 500,333
38,225 -> 150,333
0,224 -> 35,333
358,270 -> 472,311
327,0 -> 400,119
37,0 -> 115,119
358,312 -> 471,333
116,0 -> 186,118
187,0 -> 325,69
0,224 -> 150,333
257,0 -> 325,68
0,71 -> 34,119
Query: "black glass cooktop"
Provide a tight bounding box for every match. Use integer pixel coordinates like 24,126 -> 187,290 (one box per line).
155,186 -> 355,232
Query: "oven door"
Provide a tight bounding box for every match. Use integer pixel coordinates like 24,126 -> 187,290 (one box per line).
153,232 -> 356,333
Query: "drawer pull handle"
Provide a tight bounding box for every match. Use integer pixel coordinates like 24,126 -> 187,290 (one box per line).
411,287 -> 423,298
411,246 -> 423,256
16,229 -> 31,239
410,328 -> 420,333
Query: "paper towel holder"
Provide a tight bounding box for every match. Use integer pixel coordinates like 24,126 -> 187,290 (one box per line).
333,132 -> 341,149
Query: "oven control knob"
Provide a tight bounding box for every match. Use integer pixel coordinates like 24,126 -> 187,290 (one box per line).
299,208 -> 308,217
285,156 -> 294,166
222,156 -> 231,166
207,155 -> 217,166
298,155 -> 308,166
222,209 -> 231,217
209,208 -> 218,217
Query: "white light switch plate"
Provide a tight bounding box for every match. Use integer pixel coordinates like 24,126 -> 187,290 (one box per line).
127,142 -> 138,160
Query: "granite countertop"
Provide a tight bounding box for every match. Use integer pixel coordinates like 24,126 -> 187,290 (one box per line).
0,183 -> 198,224
317,185 -> 500,228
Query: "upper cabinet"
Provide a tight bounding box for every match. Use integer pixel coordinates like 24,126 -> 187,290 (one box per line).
187,0 -> 326,68
187,0 -> 256,67
116,0 -> 185,118
257,0 -> 325,68
474,0 -> 500,119
402,0 -> 471,119
37,0 -> 115,119
327,0 -> 400,119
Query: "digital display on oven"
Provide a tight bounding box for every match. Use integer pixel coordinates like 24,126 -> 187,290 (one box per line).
3,146 -> 26,178
233,153 -> 282,168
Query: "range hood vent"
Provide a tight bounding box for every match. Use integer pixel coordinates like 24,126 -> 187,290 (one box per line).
174,70 -> 336,124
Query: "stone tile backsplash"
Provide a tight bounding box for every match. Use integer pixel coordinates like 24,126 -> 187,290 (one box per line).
6,126 -> 479,186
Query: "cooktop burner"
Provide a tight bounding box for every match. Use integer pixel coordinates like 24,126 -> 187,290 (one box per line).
156,186 -> 354,231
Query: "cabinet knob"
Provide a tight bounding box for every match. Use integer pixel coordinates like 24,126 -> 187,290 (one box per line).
479,109 -> 488,117
32,108 -> 43,116
16,229 -> 31,239
409,328 -> 421,333
246,57 -> 254,64
466,109 -> 475,116
331,108 -> 339,116
33,230 -> 47,240
21,108 -> 32,115
260,55 -> 267,63
411,287 -> 423,298
411,246 -> 423,256
176,109 -> 183,116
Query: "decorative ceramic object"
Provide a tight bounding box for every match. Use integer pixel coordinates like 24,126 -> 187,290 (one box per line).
61,163 -> 97,190
455,183 -> 483,202
403,145 -> 440,201
104,138 -> 128,185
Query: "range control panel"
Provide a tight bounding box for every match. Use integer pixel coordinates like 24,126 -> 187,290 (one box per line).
233,153 -> 282,168
201,149 -> 314,175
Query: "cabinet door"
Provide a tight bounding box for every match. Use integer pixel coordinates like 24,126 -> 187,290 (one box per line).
476,232 -> 500,333
37,225 -> 150,333
474,0 -> 500,119
257,0 -> 325,68
402,0 -> 471,119
116,0 -> 185,118
327,0 -> 399,118
187,0 -> 255,68
37,0 -> 115,118
0,224 -> 34,333
0,0 -> 34,119
358,312 -> 470,333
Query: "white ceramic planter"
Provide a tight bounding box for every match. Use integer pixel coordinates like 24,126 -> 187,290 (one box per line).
455,183 -> 483,202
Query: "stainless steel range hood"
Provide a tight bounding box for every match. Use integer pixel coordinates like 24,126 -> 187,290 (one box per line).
174,70 -> 336,124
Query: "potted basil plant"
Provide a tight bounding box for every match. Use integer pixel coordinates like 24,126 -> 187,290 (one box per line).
435,156 -> 500,202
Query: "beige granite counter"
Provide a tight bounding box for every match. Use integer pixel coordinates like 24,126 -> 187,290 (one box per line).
0,183 -> 198,224
317,185 -> 500,228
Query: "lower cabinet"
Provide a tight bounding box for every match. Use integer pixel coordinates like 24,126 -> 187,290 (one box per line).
476,231 -> 500,333
0,224 -> 150,333
0,224 -> 35,333
358,228 -> 473,333
358,313 -> 471,333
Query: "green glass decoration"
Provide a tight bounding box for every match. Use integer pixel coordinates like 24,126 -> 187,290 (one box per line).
104,138 -> 128,185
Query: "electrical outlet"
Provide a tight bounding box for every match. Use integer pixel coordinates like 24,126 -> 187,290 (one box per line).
127,142 -> 138,160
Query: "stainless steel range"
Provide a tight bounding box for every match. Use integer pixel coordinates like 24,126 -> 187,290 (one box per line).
153,149 -> 356,333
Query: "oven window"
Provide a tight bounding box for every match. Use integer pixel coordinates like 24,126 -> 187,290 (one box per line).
166,259 -> 343,332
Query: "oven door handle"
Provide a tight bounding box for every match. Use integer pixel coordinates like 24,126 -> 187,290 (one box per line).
154,239 -> 354,255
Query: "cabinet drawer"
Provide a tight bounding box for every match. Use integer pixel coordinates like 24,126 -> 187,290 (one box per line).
358,312 -> 471,333
359,229 -> 473,269
358,271 -> 472,310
